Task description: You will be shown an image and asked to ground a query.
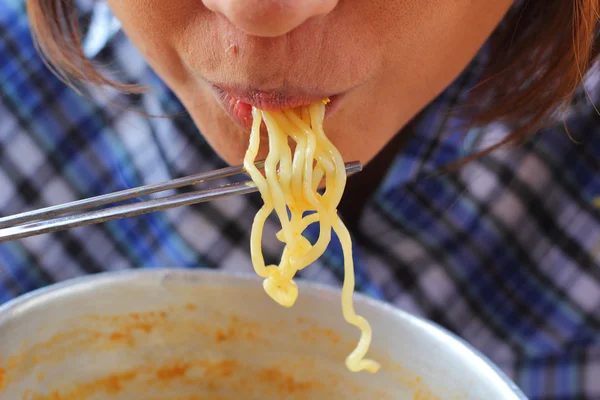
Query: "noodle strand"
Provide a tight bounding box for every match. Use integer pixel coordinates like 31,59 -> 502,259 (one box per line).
244,102 -> 380,374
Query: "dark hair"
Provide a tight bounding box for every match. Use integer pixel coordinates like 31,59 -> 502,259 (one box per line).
25,0 -> 600,151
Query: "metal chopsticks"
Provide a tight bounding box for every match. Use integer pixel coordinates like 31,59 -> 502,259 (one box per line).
0,160 -> 362,242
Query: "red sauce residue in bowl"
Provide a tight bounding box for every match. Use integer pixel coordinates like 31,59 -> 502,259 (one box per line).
156,362 -> 190,381
0,303 -> 440,399
21,358 -> 323,400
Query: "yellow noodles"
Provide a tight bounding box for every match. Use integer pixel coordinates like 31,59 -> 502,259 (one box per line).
243,102 -> 380,373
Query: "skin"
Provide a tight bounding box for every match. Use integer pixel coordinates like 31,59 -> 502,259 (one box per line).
106,0 -> 513,165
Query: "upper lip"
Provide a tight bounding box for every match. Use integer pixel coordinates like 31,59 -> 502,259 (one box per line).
212,84 -> 334,111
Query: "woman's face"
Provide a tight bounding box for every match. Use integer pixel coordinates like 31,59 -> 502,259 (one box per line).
106,0 -> 512,164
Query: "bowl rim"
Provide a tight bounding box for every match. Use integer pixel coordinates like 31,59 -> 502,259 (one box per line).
0,268 -> 528,399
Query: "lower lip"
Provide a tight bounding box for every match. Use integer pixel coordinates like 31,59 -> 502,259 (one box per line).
212,86 -> 342,129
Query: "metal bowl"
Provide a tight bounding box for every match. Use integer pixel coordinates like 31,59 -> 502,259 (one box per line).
0,269 -> 527,399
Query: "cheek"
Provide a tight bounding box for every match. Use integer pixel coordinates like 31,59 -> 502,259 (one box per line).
105,0 -> 203,84
382,0 -> 513,89
327,0 -> 513,163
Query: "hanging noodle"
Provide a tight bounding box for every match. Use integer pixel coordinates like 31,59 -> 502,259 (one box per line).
243,100 -> 380,373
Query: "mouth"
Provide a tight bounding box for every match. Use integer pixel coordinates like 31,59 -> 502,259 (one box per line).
210,84 -> 344,129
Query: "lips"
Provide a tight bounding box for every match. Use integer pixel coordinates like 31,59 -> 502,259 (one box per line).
211,84 -> 341,129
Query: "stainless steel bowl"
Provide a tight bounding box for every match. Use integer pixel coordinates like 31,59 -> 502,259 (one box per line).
0,269 -> 527,399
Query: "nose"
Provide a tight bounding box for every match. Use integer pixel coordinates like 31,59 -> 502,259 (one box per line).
202,0 -> 338,37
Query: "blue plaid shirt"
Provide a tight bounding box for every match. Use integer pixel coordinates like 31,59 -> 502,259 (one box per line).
1,2 -> 600,399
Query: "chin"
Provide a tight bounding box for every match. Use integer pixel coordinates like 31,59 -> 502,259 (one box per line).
187,112 -> 249,166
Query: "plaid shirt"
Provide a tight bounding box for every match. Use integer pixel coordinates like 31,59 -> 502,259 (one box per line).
1,2 -> 600,399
